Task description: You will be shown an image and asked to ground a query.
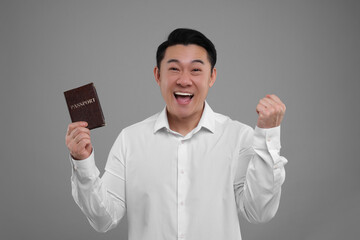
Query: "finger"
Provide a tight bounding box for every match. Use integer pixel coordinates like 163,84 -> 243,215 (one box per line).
260,98 -> 275,109
256,103 -> 267,116
266,94 -> 286,110
266,94 -> 281,103
262,97 -> 285,114
69,136 -> 91,152
67,140 -> 78,153
70,139 -> 92,160
85,141 -> 93,153
78,138 -> 92,151
66,127 -> 91,147
69,127 -> 91,141
67,122 -> 88,136
73,132 -> 91,145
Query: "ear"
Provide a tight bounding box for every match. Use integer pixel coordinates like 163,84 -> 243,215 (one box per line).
209,67 -> 217,88
154,67 -> 161,86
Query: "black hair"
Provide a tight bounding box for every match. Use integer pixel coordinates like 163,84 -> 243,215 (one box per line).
156,28 -> 217,72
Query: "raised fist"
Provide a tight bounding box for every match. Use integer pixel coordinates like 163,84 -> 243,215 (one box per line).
256,94 -> 286,128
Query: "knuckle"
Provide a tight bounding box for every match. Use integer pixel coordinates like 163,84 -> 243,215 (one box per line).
68,122 -> 78,130
274,105 -> 281,113
77,139 -> 85,147
77,133 -> 87,142
85,128 -> 91,135
73,135 -> 81,143
263,111 -> 270,117
78,132 -> 86,138
268,107 -> 275,114
71,128 -> 79,136
74,127 -> 85,137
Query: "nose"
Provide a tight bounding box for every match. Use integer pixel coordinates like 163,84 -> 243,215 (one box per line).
176,72 -> 192,87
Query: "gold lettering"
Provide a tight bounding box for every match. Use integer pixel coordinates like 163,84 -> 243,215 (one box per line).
70,98 -> 96,110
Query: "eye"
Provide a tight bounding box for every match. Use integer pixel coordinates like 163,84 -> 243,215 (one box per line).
192,68 -> 202,73
169,67 -> 179,71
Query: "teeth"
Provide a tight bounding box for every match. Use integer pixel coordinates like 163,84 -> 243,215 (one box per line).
174,92 -> 193,97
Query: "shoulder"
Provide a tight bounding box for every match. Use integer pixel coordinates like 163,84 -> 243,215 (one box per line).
214,111 -> 253,133
213,111 -> 254,145
111,112 -> 160,151
121,112 -> 160,136
108,113 -> 161,159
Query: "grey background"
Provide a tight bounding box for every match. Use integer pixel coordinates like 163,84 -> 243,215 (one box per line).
1,0 -> 359,239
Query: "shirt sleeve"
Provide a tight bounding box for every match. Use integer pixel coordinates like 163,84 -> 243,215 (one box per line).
234,126 -> 288,223
70,131 -> 126,232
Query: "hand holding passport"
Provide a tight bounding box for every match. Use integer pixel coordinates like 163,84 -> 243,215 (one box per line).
64,82 -> 105,130
64,83 -> 105,160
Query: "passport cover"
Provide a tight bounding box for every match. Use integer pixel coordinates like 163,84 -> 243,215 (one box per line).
64,82 -> 105,130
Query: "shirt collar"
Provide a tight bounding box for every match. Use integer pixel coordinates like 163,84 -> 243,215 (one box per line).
153,106 -> 170,133
153,101 -> 215,134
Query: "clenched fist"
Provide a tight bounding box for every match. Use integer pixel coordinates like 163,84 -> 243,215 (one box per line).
65,121 -> 93,160
256,94 -> 286,128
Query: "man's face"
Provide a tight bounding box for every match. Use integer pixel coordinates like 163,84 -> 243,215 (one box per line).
154,44 -> 216,122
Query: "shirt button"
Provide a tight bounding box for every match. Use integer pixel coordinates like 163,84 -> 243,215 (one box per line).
179,234 -> 185,238
267,138 -> 271,142
180,170 -> 185,174
180,201 -> 184,206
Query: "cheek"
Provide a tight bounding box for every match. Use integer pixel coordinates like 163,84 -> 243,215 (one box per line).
167,74 -> 179,84
195,79 -> 211,93
159,81 -> 172,98
161,76 -> 177,91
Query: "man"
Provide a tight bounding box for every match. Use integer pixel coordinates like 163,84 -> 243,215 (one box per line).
66,28 -> 287,240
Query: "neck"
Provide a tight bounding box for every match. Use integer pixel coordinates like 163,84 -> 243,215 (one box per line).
167,105 -> 204,136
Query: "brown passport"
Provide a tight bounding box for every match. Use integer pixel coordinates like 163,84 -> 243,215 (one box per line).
64,83 -> 105,130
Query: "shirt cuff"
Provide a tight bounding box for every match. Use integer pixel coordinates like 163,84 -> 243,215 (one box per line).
253,126 -> 281,150
70,150 -> 99,178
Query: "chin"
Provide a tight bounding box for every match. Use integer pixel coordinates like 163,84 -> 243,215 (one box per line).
172,109 -> 191,118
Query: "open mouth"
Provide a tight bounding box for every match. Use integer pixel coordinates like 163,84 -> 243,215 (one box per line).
174,92 -> 194,104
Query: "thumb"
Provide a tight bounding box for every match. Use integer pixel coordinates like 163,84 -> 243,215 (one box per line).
85,142 -> 93,153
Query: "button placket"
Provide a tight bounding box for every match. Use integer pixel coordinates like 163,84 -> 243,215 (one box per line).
177,139 -> 187,239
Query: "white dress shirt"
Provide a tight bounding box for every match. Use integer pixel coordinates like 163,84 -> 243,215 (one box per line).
71,102 -> 287,240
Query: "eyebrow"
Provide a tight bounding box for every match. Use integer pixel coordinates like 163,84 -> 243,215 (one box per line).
167,59 -> 205,65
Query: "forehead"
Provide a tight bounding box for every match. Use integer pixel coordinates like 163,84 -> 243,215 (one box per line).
163,44 -> 209,65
